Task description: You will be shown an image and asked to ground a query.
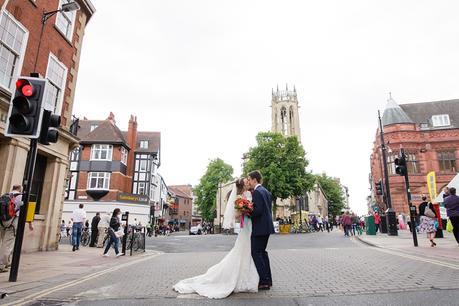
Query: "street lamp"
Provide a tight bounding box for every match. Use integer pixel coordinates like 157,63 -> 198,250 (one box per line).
33,2 -> 81,72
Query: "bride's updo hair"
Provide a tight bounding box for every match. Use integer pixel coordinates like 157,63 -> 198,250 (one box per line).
235,178 -> 245,195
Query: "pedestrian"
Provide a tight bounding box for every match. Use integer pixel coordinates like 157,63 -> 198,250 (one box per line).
89,212 -> 100,247
60,220 -> 66,238
374,212 -> 381,233
317,215 -> 324,232
103,208 -> 124,257
66,220 -> 72,237
71,203 -> 86,251
418,196 -> 438,247
324,216 -> 330,232
342,211 -> 352,237
0,185 -> 34,272
444,187 -> 459,245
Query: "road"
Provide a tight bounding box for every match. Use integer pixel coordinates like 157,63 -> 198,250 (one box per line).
22,230 -> 459,305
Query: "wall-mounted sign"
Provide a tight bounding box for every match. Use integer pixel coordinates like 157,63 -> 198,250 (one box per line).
117,192 -> 149,204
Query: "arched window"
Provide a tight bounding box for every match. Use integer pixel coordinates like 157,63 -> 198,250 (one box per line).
289,106 -> 294,135
280,107 -> 288,135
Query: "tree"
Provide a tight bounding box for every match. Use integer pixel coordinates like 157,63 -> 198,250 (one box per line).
194,158 -> 234,222
243,132 -> 314,210
314,173 -> 346,217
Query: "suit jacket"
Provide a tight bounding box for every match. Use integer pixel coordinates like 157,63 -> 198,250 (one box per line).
251,185 -> 275,236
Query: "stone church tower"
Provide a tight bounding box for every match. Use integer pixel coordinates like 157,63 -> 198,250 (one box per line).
271,84 -> 301,140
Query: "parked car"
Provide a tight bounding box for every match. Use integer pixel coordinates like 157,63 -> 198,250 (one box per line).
189,225 -> 202,235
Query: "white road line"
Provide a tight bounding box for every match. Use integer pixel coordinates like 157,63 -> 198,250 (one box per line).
3,252 -> 162,306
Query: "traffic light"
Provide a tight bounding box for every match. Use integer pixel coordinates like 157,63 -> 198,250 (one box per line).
39,110 -> 61,145
394,154 -> 407,176
5,77 -> 47,138
375,180 -> 383,195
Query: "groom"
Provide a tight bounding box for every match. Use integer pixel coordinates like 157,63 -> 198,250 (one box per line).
247,170 -> 275,290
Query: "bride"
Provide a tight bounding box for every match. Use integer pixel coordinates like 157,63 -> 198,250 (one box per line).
173,178 -> 259,299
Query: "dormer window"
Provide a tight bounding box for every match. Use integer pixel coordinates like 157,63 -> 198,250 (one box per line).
432,114 -> 450,127
140,140 -> 149,149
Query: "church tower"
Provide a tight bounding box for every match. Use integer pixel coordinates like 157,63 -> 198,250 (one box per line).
271,84 -> 301,140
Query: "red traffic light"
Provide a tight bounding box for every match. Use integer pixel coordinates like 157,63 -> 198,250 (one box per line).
16,79 -> 34,97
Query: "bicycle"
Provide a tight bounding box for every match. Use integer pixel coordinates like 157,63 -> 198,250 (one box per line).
81,228 -> 90,247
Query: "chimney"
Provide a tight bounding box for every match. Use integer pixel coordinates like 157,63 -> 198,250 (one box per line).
126,115 -> 138,180
107,112 -> 116,125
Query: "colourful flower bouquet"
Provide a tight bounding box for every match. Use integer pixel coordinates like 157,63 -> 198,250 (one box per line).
234,196 -> 253,228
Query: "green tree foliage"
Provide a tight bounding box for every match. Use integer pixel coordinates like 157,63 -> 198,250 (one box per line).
194,158 -> 234,222
314,173 -> 346,217
243,132 -> 314,207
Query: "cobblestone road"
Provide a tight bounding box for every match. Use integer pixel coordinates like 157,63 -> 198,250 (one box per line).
22,231 -> 459,305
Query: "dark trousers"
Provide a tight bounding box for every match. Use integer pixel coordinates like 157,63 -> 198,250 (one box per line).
89,227 -> 98,247
251,235 -> 272,286
104,231 -> 119,255
450,216 -> 459,244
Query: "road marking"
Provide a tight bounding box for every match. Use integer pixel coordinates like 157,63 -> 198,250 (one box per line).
372,247 -> 459,270
2,251 -> 163,306
354,237 -> 459,270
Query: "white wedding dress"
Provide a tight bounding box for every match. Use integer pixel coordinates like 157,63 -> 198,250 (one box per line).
173,188 -> 259,299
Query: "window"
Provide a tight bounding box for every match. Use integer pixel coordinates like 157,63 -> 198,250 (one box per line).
121,147 -> 128,165
87,172 -> 110,190
45,54 -> 67,114
55,0 -> 77,41
0,11 -> 27,90
388,152 -> 419,175
140,140 -> 149,149
139,160 -> 147,171
432,114 -> 450,127
90,124 -> 98,132
438,151 -> 456,173
90,144 -> 113,161
406,153 -> 419,174
138,182 -> 146,195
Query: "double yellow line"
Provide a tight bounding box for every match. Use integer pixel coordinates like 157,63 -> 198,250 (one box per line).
3,252 -> 162,306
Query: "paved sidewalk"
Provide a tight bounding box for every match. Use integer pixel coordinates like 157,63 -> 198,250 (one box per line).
356,229 -> 459,264
0,244 -> 154,302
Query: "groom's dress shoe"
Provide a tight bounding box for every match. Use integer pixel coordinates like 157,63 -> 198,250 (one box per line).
258,285 -> 270,290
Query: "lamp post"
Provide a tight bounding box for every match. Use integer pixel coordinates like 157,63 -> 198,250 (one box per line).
33,2 -> 80,72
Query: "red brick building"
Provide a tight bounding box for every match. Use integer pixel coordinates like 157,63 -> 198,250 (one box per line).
370,97 -> 459,214
0,0 -> 95,251
63,113 -> 161,225
168,185 -> 193,230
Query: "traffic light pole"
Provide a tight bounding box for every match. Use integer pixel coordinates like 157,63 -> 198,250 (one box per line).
9,138 -> 38,282
400,149 -> 418,247
378,111 -> 398,236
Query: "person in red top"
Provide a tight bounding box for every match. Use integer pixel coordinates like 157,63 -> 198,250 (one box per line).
374,212 -> 381,233
341,211 -> 352,237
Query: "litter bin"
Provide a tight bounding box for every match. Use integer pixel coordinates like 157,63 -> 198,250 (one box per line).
365,215 -> 376,235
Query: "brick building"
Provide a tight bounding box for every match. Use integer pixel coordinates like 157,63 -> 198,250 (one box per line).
0,0 -> 95,251
370,96 -> 459,214
168,185 -> 193,230
63,113 -> 161,225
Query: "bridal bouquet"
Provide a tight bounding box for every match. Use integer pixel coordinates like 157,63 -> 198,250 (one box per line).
234,196 -> 253,228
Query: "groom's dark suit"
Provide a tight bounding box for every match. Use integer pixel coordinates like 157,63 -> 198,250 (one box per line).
251,184 -> 275,287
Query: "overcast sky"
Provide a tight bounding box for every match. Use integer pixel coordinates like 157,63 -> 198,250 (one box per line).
74,0 -> 459,214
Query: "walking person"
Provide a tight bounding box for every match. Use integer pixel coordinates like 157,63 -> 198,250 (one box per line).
324,216 -> 330,232
374,212 -> 381,233
103,208 -> 124,257
317,215 -> 324,232
444,187 -> 459,245
71,204 -> 86,251
89,212 -> 100,247
0,185 -> 34,273
342,211 -> 352,237
418,196 -> 438,247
